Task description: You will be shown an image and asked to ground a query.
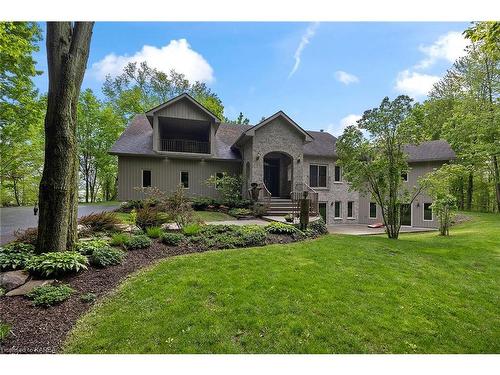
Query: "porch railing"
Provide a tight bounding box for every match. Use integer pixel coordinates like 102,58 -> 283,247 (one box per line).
160,139 -> 210,154
248,182 -> 272,210
291,182 -> 319,217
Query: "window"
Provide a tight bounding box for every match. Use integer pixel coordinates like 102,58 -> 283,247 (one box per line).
142,170 -> 151,188
334,201 -> 342,218
215,172 -> 224,188
334,165 -> 342,182
369,202 -> 377,218
180,171 -> 189,188
347,201 -> 354,218
424,203 -> 433,221
401,172 -> 408,181
309,164 -> 327,188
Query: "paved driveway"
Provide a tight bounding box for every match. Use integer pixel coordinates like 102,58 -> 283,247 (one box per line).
327,224 -> 436,235
0,204 -> 120,245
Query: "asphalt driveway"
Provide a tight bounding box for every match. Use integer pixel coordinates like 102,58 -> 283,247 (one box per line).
0,204 -> 120,245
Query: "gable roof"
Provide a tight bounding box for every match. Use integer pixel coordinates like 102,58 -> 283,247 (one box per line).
404,140 -> 456,162
145,93 -> 221,123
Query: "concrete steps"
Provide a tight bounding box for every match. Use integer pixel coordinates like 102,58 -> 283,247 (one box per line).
259,198 -> 296,216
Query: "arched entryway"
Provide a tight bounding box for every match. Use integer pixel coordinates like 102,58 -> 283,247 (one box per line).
263,151 -> 293,197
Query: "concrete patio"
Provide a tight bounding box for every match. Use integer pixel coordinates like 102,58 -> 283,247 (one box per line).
327,224 -> 436,236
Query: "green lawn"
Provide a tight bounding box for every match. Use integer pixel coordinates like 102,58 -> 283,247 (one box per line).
115,210 -> 234,224
64,212 -> 500,353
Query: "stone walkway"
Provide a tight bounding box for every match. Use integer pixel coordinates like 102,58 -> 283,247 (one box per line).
327,224 -> 436,236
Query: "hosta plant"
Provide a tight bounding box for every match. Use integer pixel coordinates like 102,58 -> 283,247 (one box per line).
26,251 -> 88,278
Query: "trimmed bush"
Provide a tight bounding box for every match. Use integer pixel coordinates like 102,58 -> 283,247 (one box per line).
191,197 -> 215,211
265,222 -> 301,235
75,239 -> 109,255
189,224 -> 267,250
308,218 -> 328,236
146,226 -> 163,239
78,212 -> 121,232
135,207 -> 168,231
0,243 -> 35,271
26,284 -> 73,307
26,251 -> 88,278
90,247 -> 125,268
160,232 -> 185,246
120,200 -> 144,211
110,233 -> 130,247
228,208 -> 253,217
124,235 -> 152,250
183,223 -> 202,236
80,292 -> 97,303
252,203 -> 267,217
13,227 -> 38,245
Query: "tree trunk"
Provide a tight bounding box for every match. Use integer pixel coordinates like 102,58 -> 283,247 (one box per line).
12,178 -> 21,206
466,172 -> 473,211
37,22 -> 94,253
493,155 -> 500,213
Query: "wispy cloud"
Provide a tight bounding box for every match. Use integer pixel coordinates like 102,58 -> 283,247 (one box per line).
288,22 -> 320,78
91,39 -> 214,83
395,70 -> 440,98
334,70 -> 359,85
327,114 -> 362,136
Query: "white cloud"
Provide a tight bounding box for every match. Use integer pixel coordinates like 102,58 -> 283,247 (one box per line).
288,22 -> 320,78
91,39 -> 214,83
334,70 -> 359,85
327,114 -> 362,136
415,31 -> 469,69
395,70 -> 440,98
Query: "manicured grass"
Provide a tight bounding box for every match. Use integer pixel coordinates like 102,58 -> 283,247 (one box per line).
64,212 -> 500,353
115,210 -> 235,224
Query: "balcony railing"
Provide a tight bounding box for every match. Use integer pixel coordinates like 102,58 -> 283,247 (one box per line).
160,139 -> 210,154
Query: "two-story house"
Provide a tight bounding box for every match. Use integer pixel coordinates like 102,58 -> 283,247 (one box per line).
110,93 -> 455,227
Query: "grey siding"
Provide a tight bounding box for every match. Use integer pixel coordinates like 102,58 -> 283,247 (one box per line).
156,98 -> 212,121
117,156 -> 241,201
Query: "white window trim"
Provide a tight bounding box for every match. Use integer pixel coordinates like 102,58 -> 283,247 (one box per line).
347,201 -> 355,219
334,165 -> 343,183
141,169 -> 152,188
180,171 -> 189,189
334,201 -> 342,219
309,164 -> 328,188
423,202 -> 433,221
369,202 -> 377,219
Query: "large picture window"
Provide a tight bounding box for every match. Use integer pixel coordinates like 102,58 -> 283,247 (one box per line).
309,164 -> 327,188
424,203 -> 433,221
180,171 -> 189,188
369,202 -> 377,218
142,170 -> 151,188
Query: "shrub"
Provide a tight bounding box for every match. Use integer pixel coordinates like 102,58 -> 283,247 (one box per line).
191,224 -> 267,249
26,284 -> 73,307
110,233 -> 130,247
80,292 -> 97,303
146,226 -> 163,239
90,247 -> 125,268
78,212 -> 121,232
160,232 -> 185,246
252,203 -> 267,217
120,200 -> 143,211
14,227 -> 38,245
135,207 -> 168,231
165,185 -> 194,229
26,251 -> 88,278
0,243 -> 35,271
0,320 -> 11,342
191,197 -> 215,211
75,239 -> 109,255
265,222 -> 301,235
183,223 -> 202,236
308,218 -> 328,236
229,208 -> 253,217
224,199 -> 252,208
205,173 -> 242,203
124,235 -> 152,250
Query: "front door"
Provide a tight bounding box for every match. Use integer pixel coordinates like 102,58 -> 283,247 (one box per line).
264,158 -> 280,196
400,204 -> 411,226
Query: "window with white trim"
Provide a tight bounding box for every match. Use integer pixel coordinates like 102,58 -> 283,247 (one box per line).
142,170 -> 151,188
309,164 -> 327,188
180,171 -> 189,188
334,201 -> 342,218
423,203 -> 433,221
369,202 -> 377,219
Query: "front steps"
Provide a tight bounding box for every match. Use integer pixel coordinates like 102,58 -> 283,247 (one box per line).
259,197 -> 295,216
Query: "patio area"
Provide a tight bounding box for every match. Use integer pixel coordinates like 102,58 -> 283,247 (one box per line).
327,224 -> 437,236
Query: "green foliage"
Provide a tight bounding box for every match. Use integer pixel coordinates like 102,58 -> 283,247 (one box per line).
13,227 -> 38,245
225,112 -> 250,125
206,173 -> 243,203
308,218 -> 328,236
191,197 -> 215,210
0,242 -> 34,270
75,239 -> 109,255
182,223 -> 202,236
78,212 -> 121,232
189,224 -> 267,249
265,222 -> 302,235
26,252 -> 89,278
164,185 -> 195,229
129,209 -> 137,225
110,233 -> 130,247
26,284 -> 73,307
228,208 -> 252,217
337,95 -> 419,239
146,226 -> 163,239
120,200 -> 144,210
252,203 -> 267,217
124,235 -> 152,250
90,247 -> 125,268
160,232 -> 185,246
0,320 -> 11,342
135,207 -> 168,231
0,287 -> 5,297
81,292 -> 97,303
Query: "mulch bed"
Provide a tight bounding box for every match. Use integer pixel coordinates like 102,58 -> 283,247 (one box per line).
0,234 -> 296,354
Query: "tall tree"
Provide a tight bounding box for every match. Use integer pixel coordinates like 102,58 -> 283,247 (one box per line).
225,112 -> 250,125
337,96 -> 421,239
37,22 -> 94,253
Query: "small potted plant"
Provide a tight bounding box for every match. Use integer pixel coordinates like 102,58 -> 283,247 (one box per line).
284,213 -> 294,223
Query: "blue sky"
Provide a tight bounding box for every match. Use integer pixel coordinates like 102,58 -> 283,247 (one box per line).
33,22 -> 470,135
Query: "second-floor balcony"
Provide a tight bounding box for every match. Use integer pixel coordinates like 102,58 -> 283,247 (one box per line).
160,138 -> 210,154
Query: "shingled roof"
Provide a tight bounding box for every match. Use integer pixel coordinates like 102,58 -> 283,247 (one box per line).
110,115 -> 455,163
